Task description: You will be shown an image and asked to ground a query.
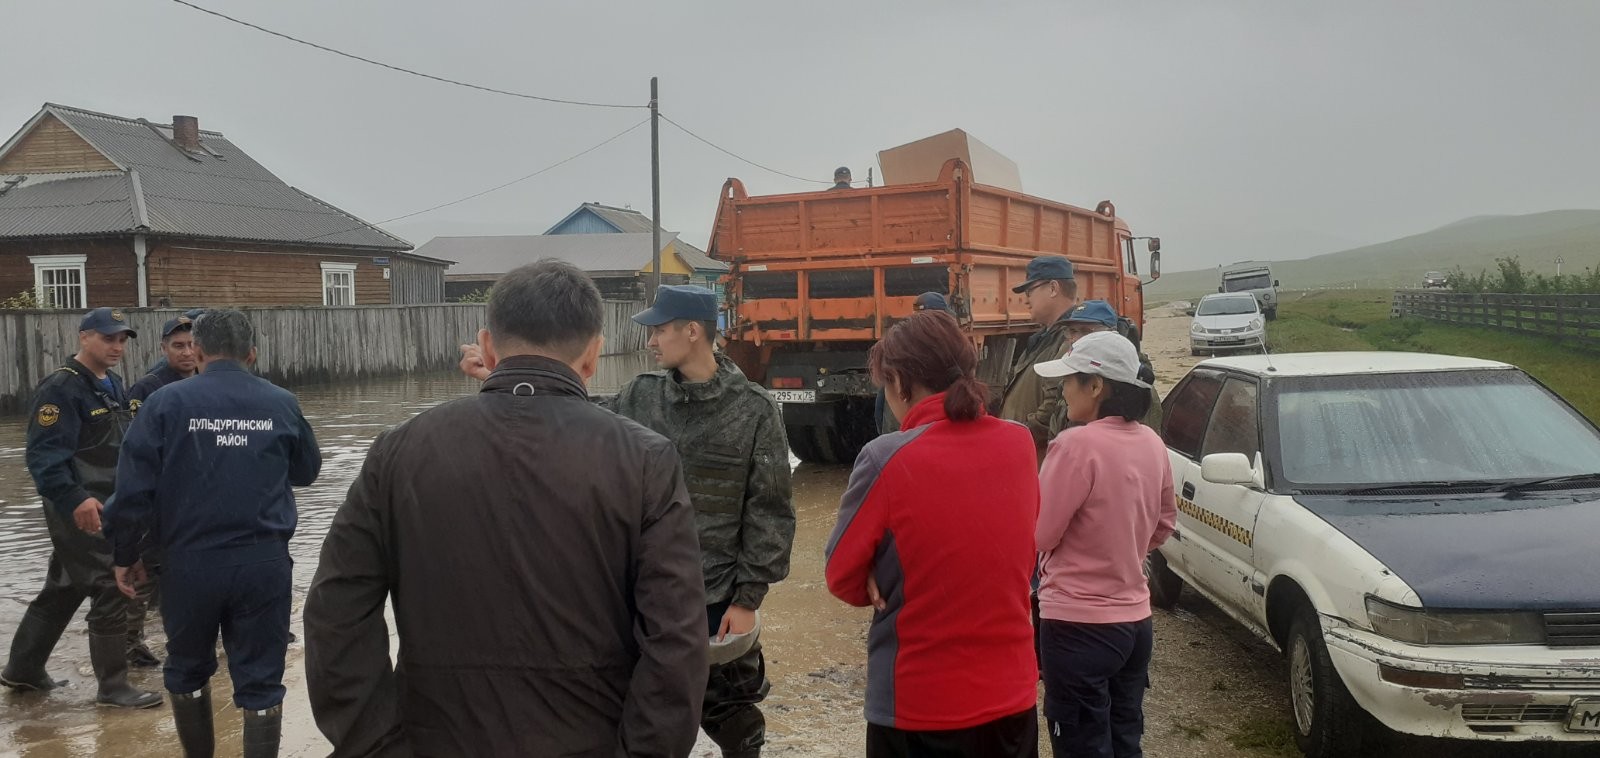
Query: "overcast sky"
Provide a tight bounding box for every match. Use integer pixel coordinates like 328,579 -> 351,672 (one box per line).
5,1 -> 1597,273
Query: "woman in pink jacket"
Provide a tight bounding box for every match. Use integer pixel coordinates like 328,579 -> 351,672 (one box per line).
1031,331 -> 1177,758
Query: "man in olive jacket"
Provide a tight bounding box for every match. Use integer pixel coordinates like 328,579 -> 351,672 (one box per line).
998,256 -> 1079,460
304,261 -> 707,757
612,285 -> 795,758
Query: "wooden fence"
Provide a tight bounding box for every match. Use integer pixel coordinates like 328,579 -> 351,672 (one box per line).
0,301 -> 649,412
1391,290 -> 1600,348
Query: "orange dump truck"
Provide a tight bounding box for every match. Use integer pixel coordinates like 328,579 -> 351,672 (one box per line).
708,158 -> 1162,463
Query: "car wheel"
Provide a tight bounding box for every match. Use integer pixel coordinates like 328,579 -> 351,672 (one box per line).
1145,551 -> 1183,610
1287,604 -> 1370,758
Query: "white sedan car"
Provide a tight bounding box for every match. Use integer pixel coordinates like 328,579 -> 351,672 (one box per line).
1148,352 -> 1600,757
1191,293 -> 1266,356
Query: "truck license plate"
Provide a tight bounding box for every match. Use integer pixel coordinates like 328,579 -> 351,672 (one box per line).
771,390 -> 815,404
1569,698 -> 1600,732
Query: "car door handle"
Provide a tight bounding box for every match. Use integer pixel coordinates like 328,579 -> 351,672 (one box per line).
1182,482 -> 1197,500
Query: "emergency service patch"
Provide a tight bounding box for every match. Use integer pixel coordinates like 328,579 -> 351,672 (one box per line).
37,403 -> 60,427
110,309 -> 125,322
130,399 -> 142,413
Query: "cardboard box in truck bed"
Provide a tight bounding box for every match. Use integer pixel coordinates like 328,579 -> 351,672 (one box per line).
877,129 -> 1022,193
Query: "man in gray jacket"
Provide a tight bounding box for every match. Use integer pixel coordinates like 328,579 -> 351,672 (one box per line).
304,260 -> 706,757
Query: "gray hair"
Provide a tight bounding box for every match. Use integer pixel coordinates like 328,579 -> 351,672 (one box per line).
193,309 -> 255,360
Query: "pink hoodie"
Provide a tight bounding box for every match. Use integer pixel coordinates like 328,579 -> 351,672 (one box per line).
1036,417 -> 1177,625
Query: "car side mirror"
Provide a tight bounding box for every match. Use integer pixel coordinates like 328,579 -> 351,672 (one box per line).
1201,453 -> 1255,486
1274,279 -> 1281,287
1149,251 -> 1161,280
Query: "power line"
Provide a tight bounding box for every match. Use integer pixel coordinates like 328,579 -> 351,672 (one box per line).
301,117 -> 650,244
658,113 -> 837,185
166,0 -> 644,110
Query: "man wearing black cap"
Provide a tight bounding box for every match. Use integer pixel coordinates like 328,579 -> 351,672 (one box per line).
146,308 -> 206,376
612,284 -> 795,758
117,314 -> 201,670
999,255 -> 1079,461
830,167 -> 853,190
877,292 -> 952,433
0,307 -> 163,709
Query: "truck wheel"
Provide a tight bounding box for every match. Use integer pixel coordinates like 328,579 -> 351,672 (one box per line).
785,425 -> 824,464
1265,307 -> 1278,321
1144,551 -> 1183,610
1287,604 -> 1370,758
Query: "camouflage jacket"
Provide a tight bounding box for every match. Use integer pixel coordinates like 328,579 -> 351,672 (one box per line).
998,318 -> 1072,459
1045,352 -> 1165,440
611,355 -> 795,610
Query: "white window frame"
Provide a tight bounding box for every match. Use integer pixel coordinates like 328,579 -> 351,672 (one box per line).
320,261 -> 357,306
30,254 -> 88,309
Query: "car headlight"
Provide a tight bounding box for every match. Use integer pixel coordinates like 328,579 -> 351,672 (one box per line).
1250,319 -> 1263,330
1191,322 -> 1205,334
1365,597 -> 1544,645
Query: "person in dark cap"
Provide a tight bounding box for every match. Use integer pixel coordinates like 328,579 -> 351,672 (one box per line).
879,292 -> 952,432
0,307 -> 162,709
115,314 -> 202,670
999,256 -> 1079,462
1047,300 -> 1162,433
146,308 -> 207,375
612,284 -> 795,758
830,166 -> 853,191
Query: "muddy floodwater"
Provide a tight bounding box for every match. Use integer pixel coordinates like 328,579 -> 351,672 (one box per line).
2,324 -> 1594,757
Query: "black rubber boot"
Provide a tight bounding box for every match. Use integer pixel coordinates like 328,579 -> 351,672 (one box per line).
242,705 -> 282,758
89,632 -> 162,708
705,704 -> 765,758
170,686 -> 216,758
0,610 -> 71,692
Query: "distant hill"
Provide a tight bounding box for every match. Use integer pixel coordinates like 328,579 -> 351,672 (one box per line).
1147,210 -> 1600,302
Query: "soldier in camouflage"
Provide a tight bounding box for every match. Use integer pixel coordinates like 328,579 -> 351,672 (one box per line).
611,285 -> 795,758
1045,300 -> 1164,437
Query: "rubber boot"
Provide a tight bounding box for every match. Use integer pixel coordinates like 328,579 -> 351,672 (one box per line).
0,610 -> 70,691
89,632 -> 162,708
170,686 -> 216,758
126,593 -> 162,669
242,705 -> 282,758
705,704 -> 765,758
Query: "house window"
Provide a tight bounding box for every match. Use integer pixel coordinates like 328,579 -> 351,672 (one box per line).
30,254 -> 88,309
321,262 -> 357,306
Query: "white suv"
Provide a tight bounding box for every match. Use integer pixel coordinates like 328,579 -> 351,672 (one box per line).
1149,352 -> 1600,757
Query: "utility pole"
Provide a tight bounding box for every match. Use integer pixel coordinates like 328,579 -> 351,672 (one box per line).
649,77 -> 662,304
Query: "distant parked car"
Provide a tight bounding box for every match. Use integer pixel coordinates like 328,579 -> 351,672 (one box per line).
1149,352 -> 1600,757
1190,293 -> 1266,356
1422,271 -> 1449,289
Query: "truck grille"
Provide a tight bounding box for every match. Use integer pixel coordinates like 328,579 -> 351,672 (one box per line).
1460,704 -> 1569,724
1544,611 -> 1600,647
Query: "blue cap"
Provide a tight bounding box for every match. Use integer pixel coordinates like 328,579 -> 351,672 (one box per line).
184,307 -> 207,320
913,292 -> 949,312
161,315 -> 195,339
79,307 -> 137,338
632,285 -> 719,327
1065,300 -> 1118,328
1012,256 -> 1075,293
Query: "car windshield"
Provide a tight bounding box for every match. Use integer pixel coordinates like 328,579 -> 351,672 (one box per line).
1223,272 -> 1272,291
1271,370 -> 1600,490
1198,297 -> 1259,316
1425,271 -> 1444,278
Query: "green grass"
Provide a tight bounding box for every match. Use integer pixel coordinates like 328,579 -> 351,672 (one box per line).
1226,716 -> 1300,757
1268,290 -> 1600,422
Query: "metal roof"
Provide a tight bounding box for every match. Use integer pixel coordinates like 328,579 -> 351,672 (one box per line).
0,172 -> 138,238
671,238 -> 729,273
1199,352 -> 1513,378
418,232 -> 681,278
545,202 -> 656,235
0,104 -> 409,250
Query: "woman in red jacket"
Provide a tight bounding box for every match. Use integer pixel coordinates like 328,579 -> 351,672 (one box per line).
825,310 -> 1041,758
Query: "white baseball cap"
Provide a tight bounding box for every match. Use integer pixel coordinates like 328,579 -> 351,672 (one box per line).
1033,331 -> 1151,389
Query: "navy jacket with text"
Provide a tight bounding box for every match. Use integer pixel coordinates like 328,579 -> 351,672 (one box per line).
106,360 -> 322,568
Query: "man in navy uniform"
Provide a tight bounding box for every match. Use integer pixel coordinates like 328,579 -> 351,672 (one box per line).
0,307 -> 163,709
119,313 -> 201,669
145,308 -> 206,376
106,309 -> 322,758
